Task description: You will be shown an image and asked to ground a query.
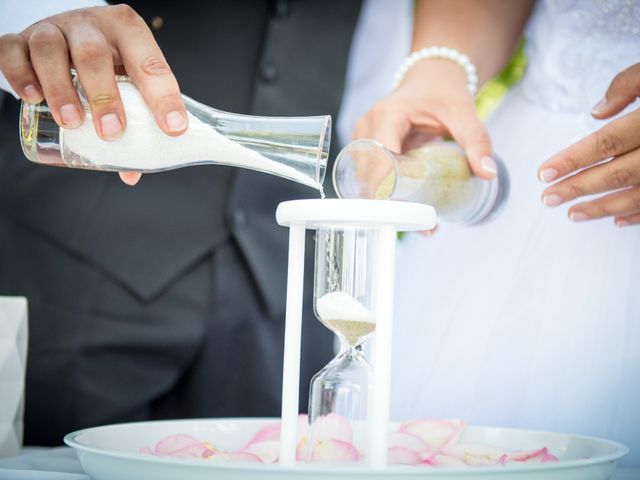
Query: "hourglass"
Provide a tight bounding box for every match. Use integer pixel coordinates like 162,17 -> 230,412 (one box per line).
307,226 -> 377,461
276,199 -> 436,468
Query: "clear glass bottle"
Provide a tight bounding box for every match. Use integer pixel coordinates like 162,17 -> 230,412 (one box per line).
307,226 -> 376,463
333,139 -> 509,225
19,75 -> 330,190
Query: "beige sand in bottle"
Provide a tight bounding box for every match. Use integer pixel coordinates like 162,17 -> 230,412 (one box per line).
375,142 -> 475,215
323,319 -> 376,346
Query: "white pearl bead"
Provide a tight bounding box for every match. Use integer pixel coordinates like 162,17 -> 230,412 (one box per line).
392,46 -> 478,95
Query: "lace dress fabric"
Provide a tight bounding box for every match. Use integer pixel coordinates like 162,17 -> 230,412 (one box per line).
392,0 -> 640,467
522,0 -> 640,112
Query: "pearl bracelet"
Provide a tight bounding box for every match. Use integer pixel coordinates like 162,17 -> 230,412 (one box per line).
392,46 -> 478,95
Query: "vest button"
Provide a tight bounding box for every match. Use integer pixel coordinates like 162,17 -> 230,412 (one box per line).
259,64 -> 279,84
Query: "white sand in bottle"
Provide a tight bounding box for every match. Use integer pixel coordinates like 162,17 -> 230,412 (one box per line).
62,82 -> 319,189
316,291 -> 376,346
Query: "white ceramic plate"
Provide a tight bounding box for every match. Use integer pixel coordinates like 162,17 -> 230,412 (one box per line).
64,418 -> 628,480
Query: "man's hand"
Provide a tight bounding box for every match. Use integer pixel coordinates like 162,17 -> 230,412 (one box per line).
0,5 -> 188,185
538,63 -> 640,227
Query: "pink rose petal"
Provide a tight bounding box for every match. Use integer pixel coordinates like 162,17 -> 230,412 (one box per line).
243,415 -> 311,463
388,446 -> 424,465
309,413 -> 353,444
311,439 -> 360,462
162,443 -> 216,459
510,447 -> 548,462
245,423 -> 280,447
506,447 -> 559,464
444,442 -> 508,466
139,446 -> 154,455
297,414 -> 310,441
425,454 -> 469,467
244,440 -> 280,464
388,432 -> 429,454
154,434 -> 215,458
398,419 -> 464,451
296,437 -> 310,462
154,434 -> 203,455
209,451 -> 263,463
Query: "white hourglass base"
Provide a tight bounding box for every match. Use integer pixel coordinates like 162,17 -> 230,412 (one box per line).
276,199 -> 437,231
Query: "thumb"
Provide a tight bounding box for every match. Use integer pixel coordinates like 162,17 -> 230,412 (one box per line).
442,108 -> 495,179
592,63 -> 640,119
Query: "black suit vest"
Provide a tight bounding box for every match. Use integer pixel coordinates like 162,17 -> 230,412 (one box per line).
0,0 -> 362,315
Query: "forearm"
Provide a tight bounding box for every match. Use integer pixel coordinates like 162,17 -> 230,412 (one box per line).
411,0 -> 534,85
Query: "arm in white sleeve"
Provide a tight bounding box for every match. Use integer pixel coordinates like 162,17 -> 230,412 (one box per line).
0,0 -> 107,98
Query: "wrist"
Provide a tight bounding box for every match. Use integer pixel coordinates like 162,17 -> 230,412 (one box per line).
400,59 -> 472,98
393,47 -> 478,95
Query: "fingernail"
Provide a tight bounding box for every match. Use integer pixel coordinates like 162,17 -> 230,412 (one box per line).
616,219 -> 631,228
542,193 -> 563,207
480,155 -> 497,175
570,211 -> 590,222
592,97 -> 608,115
165,110 -> 187,132
59,104 -> 82,127
100,113 -> 123,140
538,167 -> 559,183
24,85 -> 42,103
119,172 -> 142,186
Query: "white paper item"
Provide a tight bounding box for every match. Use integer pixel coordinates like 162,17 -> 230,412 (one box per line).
0,297 -> 28,458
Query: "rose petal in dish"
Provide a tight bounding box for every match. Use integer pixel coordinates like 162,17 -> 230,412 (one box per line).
388,446 -> 424,465
542,453 -> 560,463
162,443 -> 216,459
297,414 -> 310,441
425,453 -> 469,467
243,440 -> 280,464
155,434 -> 202,455
310,413 -> 353,443
296,437 -> 310,462
507,447 -> 559,464
388,432 -> 429,453
154,434 -> 215,458
208,451 -> 263,463
444,442 -> 508,466
311,439 -> 360,462
245,423 -> 281,447
398,419 -> 464,451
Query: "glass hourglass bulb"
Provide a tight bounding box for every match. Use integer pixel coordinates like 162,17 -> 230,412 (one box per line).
307,227 -> 377,463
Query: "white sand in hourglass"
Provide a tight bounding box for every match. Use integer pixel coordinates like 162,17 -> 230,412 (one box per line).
316,292 -> 376,346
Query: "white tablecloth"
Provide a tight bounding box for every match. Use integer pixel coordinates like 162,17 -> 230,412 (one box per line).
0,447 -> 638,480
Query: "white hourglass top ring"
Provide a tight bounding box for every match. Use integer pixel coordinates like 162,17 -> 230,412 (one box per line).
276,199 -> 436,231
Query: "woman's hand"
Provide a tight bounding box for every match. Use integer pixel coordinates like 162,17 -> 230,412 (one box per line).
0,5 -> 188,186
538,63 -> 640,227
354,59 -> 496,179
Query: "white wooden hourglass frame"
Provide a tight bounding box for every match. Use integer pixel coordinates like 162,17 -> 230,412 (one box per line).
275,198 -> 436,469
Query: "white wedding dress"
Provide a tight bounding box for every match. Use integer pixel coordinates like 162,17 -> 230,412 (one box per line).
386,0 -> 640,467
